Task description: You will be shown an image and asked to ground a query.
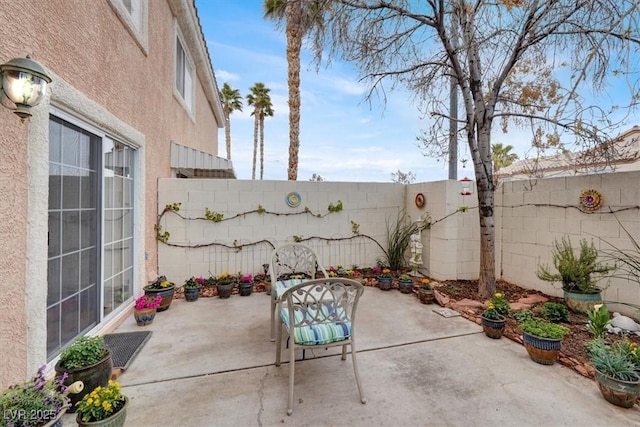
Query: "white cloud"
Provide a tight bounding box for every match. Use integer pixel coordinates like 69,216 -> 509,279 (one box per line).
216,69 -> 240,82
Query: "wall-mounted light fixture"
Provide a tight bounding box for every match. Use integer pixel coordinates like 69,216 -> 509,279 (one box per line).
459,176 -> 473,196
0,56 -> 52,122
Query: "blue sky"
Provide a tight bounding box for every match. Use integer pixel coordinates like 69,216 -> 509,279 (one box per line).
195,1 -> 639,183
196,0 -> 456,183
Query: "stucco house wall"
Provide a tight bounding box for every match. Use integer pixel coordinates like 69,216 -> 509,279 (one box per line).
0,0 -> 223,388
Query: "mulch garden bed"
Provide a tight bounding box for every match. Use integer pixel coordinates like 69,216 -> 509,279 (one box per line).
417,278 -> 640,380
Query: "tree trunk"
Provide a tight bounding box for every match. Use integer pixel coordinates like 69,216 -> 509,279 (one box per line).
473,126 -> 496,299
252,114 -> 259,180
259,114 -> 265,180
224,107 -> 231,160
286,0 -> 302,181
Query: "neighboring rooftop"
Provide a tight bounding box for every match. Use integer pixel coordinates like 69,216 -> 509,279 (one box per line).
496,125 -> 640,181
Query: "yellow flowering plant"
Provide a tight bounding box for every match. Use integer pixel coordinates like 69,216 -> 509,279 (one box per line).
75,380 -> 127,422
144,275 -> 174,290
482,292 -> 510,320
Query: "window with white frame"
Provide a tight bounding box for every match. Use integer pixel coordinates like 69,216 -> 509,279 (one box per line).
47,115 -> 136,360
121,0 -> 142,30
175,33 -> 195,113
108,0 -> 148,52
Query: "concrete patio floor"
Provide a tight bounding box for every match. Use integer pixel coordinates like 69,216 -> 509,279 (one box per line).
67,287 -> 639,426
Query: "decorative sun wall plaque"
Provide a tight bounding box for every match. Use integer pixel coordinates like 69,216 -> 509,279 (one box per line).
286,192 -> 301,207
579,189 -> 602,212
415,193 -> 425,208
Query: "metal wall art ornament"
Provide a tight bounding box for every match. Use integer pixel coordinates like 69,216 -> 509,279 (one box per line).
579,189 -> 602,212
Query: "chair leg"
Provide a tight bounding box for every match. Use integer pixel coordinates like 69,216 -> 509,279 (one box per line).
341,344 -> 347,361
350,342 -> 366,404
275,318 -> 283,366
270,296 -> 276,342
287,340 -> 296,415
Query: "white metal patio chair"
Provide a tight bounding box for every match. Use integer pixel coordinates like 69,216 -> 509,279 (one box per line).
275,278 -> 366,415
269,243 -> 328,341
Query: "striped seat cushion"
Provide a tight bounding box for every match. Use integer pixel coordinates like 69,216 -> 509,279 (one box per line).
280,304 -> 351,345
273,278 -> 306,299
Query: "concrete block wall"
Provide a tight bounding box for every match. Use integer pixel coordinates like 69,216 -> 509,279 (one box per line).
157,179 -> 406,283
157,172 -> 640,313
496,171 -> 640,311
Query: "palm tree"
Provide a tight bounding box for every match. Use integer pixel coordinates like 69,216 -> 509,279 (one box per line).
247,83 -> 274,180
264,0 -> 327,180
219,83 -> 243,160
491,143 -> 519,171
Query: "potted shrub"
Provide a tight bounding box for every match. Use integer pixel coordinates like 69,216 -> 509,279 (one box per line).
377,268 -> 393,291
0,365 -> 83,426
183,276 -> 204,302
481,292 -> 510,339
398,274 -> 414,293
238,274 -> 254,296
519,319 -> 570,365
536,236 -> 614,312
417,278 -> 434,304
216,272 -> 234,299
133,294 -> 162,326
143,275 -> 176,312
54,336 -> 113,412
588,338 -> 640,408
75,380 -> 128,426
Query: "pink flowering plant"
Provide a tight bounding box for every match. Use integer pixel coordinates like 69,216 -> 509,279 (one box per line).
134,294 -> 162,311
240,274 -> 253,283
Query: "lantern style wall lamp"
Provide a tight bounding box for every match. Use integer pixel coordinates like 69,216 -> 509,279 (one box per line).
0,56 -> 52,122
459,176 -> 473,196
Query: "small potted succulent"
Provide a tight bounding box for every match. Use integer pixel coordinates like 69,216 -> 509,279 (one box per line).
588,337 -> 640,408
377,268 -> 393,291
417,278 -> 434,304
519,318 -> 570,365
54,336 -> 113,412
238,274 -> 254,296
133,294 -> 162,326
143,275 -> 176,312
481,292 -> 510,339
75,380 -> 128,426
398,273 -> 414,294
183,276 -> 204,302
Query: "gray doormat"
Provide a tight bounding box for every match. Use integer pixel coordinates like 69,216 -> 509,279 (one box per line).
104,331 -> 152,370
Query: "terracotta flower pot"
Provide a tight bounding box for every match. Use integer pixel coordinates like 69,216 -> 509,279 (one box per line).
522,331 -> 562,365
398,279 -> 413,294
143,285 -> 175,312
377,276 -> 392,291
133,307 -> 156,326
184,286 -> 201,302
217,281 -> 234,298
481,315 -> 506,339
563,289 -> 602,313
239,281 -> 253,296
594,370 -> 640,408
